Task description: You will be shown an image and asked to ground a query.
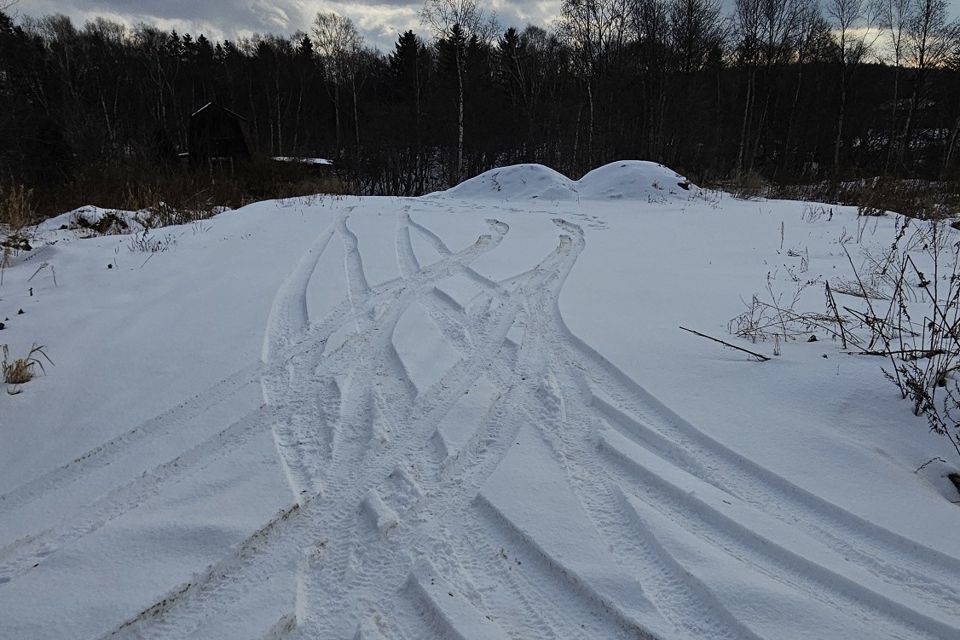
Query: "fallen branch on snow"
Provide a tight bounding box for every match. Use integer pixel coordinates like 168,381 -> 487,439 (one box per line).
679,326 -> 770,362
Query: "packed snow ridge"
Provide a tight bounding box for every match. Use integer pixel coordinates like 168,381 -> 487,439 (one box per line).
439,160 -> 700,202
1,161 -> 960,640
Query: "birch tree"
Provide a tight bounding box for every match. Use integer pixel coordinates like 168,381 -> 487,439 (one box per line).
421,0 -> 496,185
312,12 -> 364,162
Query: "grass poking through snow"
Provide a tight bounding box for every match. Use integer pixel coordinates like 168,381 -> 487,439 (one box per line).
2,344 -> 53,393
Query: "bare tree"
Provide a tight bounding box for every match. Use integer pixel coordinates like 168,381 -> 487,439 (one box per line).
898,0 -> 958,166
878,0 -> 912,171
421,0 -> 497,184
669,0 -> 724,74
826,0 -> 879,172
312,11 -> 365,161
781,0 -> 831,175
746,0 -> 802,173
559,0 -> 630,168
734,0 -> 762,176
628,0 -> 671,159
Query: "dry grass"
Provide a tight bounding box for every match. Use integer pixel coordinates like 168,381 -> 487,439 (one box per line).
30,158 -> 348,225
722,176 -> 960,221
0,183 -> 34,229
1,183 -> 37,284
2,344 -> 53,392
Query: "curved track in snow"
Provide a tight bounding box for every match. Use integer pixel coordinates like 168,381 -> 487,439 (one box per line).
4,200 -> 960,639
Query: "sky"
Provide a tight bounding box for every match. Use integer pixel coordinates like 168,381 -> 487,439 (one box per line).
8,0 -> 960,53
9,1 -> 560,51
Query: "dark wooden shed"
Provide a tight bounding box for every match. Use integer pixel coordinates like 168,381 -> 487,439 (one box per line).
187,102 -> 253,167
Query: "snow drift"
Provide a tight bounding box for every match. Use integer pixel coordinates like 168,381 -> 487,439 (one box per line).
437,160 -> 701,203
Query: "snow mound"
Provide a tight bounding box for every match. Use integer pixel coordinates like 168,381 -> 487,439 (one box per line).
442,164 -> 578,202
35,206 -> 144,236
437,161 -> 701,203
576,161 -> 700,201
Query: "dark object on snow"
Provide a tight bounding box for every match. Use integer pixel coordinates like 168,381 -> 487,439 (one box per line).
17,309 -> 24,315
807,335 -> 818,342
1,235 -> 31,252
679,325 -> 770,362
187,102 -> 254,169
0,322 -> 5,330
949,473 -> 960,497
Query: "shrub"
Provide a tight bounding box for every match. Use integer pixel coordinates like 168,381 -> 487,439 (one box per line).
0,183 -> 34,229
2,344 -> 52,392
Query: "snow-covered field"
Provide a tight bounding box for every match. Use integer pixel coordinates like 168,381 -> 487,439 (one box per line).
2,161 -> 959,639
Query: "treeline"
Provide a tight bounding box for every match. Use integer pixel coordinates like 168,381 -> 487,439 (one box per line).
2,0 -> 960,209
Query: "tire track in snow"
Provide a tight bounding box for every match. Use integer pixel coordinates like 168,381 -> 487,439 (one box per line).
262,214 -> 506,506
0,361 -> 261,522
480,223 -> 960,635
261,214 -> 582,639
599,435 -> 960,639
263,216 -> 510,637
83,198 -> 960,640
102,215 -> 512,640
412,207 -> 947,639
280,232 -> 570,638
574,336 -> 960,619
468,222 -> 761,640
0,214 -> 349,587
0,404 -> 270,583
383,212 -> 666,639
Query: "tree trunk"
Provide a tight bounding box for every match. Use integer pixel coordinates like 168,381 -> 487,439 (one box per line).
898,70 -> 925,170
884,63 -> 901,175
780,62 -> 804,178
292,75 -> 304,155
737,67 -> 755,178
352,74 -> 361,173
333,83 -> 342,159
586,79 -> 595,169
943,105 -> 960,175
455,47 -> 464,186
834,69 -> 847,173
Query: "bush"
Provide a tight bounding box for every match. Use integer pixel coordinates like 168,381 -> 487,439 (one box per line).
2,344 -> 52,393
730,215 -> 960,462
24,157 -> 348,225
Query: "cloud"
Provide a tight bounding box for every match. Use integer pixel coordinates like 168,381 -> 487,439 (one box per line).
12,0 -> 559,50
12,0 -> 960,51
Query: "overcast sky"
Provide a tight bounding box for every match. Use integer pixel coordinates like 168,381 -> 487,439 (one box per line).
10,1 -> 559,51
9,0 -> 960,52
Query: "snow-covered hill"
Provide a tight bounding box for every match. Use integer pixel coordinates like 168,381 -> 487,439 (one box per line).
1,164 -> 959,640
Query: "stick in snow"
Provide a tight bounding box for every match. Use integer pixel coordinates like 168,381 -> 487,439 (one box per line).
679,326 -> 770,362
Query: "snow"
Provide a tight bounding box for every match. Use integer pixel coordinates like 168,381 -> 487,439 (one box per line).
2,165 -> 960,639
272,157 -> 334,166
576,160 -> 703,201
434,160 -> 702,203
440,163 -> 579,202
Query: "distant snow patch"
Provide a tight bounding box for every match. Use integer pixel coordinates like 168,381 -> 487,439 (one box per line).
273,157 -> 333,166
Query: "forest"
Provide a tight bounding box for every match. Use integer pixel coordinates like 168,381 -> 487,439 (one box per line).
2,0 -> 960,217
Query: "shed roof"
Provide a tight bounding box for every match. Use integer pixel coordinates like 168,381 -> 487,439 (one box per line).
191,102 -> 248,121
